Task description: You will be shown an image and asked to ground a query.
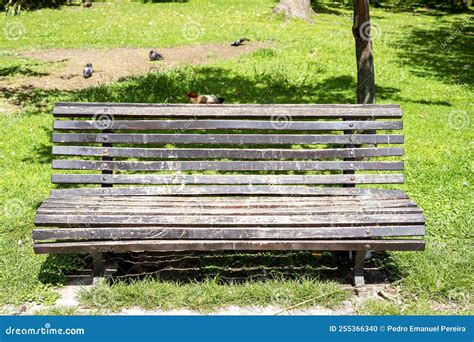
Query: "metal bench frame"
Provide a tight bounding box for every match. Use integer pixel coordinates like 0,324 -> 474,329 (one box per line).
33,103 -> 426,286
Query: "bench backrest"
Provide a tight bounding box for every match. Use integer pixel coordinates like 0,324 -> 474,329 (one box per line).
51,103 -> 404,195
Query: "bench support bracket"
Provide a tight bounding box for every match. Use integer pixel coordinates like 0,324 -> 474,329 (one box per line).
353,250 -> 365,287
92,252 -> 105,284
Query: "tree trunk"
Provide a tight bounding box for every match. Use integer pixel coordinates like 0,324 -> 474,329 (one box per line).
352,0 -> 375,104
273,0 -> 315,22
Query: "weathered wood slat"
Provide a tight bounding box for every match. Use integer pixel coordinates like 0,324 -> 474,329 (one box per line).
50,186 -> 409,197
52,146 -> 404,159
41,198 -> 416,206
51,174 -> 404,185
34,213 -> 425,227
33,225 -> 425,241
54,119 -> 402,131
42,195 -> 414,204
39,203 -> 418,214
40,198 -> 417,211
52,133 -> 404,145
37,206 -> 422,216
34,239 -> 425,254
52,160 -> 404,171
53,103 -> 402,118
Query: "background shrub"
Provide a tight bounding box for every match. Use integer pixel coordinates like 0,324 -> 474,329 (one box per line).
0,0 -> 70,14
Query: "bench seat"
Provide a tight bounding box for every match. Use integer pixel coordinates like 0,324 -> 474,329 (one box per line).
32,103 -> 426,286
34,190 -> 425,253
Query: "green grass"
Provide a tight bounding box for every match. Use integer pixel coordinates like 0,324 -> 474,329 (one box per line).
79,277 -> 348,312
32,305 -> 107,315
0,0 -> 279,50
0,0 -> 473,313
33,305 -> 79,316
355,298 -> 473,315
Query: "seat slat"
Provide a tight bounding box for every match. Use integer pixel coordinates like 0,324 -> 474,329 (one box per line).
41,197 -> 416,205
49,186 -> 409,197
52,146 -> 404,159
54,119 -> 402,131
33,225 -> 425,241
39,204 -> 417,213
39,203 -> 417,213
40,198 -> 417,212
37,206 -> 422,215
52,160 -> 404,171
34,213 -> 425,227
52,133 -> 404,145
34,239 -> 425,254
42,195 -> 413,202
53,103 -> 402,118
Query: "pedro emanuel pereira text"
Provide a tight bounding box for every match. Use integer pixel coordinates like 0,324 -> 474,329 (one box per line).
329,325 -> 466,333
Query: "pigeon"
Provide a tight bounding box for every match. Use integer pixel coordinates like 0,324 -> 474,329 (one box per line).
149,50 -> 163,61
83,63 -> 93,79
186,92 -> 225,104
231,38 -> 250,47
82,1 -> 92,8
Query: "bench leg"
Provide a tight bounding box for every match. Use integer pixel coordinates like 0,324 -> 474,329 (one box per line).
92,252 -> 105,284
353,250 -> 365,287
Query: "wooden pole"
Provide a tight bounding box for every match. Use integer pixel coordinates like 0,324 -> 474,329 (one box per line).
352,0 -> 375,104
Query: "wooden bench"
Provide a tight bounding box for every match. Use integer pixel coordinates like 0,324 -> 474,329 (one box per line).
33,103 -> 425,286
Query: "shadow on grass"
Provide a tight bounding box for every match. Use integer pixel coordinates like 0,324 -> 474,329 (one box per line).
377,1 -> 473,15
74,69 -> 386,104
70,67 -> 451,105
393,17 -> 473,85
310,1 -> 348,16
38,254 -> 90,285
0,85 -> 68,109
308,0 -> 472,16
29,141 -> 53,164
0,66 -> 49,77
38,251 -> 398,286
3,64 -> 452,115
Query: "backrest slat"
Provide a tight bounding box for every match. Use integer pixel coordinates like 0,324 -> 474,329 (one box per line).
52,133 -> 404,145
52,146 -> 404,159
52,160 -> 404,171
53,120 -> 402,131
53,103 -> 402,118
51,103 -> 404,188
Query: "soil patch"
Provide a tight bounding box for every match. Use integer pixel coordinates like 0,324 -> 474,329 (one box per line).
3,43 -> 264,91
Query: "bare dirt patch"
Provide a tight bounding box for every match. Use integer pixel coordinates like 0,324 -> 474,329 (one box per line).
4,43 -> 264,91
